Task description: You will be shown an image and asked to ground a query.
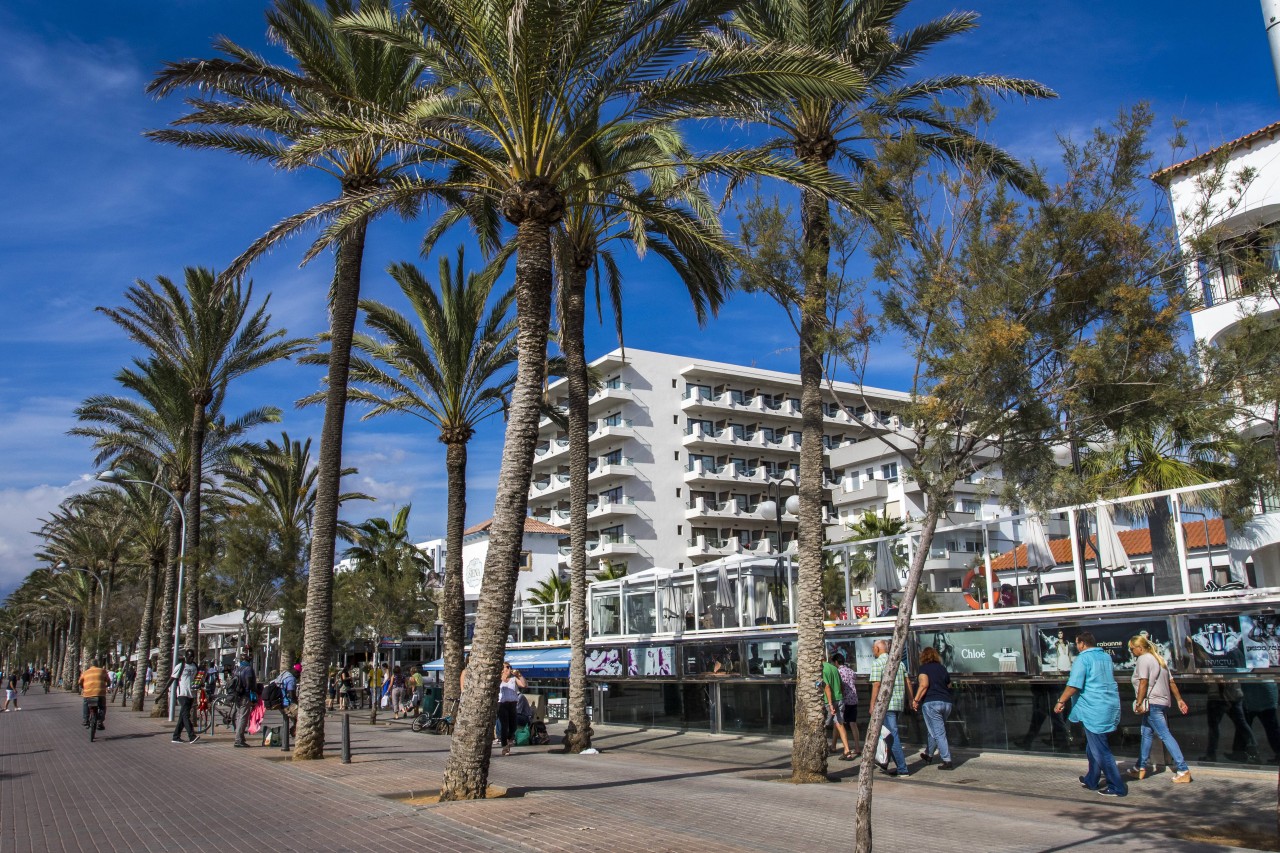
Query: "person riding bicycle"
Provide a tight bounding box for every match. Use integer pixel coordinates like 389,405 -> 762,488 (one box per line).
78,658 -> 109,729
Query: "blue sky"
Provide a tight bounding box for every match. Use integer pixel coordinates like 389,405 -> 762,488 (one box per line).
0,0 -> 1275,597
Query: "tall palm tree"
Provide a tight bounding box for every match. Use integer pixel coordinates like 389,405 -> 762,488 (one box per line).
725,0 -> 1051,793
343,0 -> 863,800
552,125 -> 731,753
340,248 -> 516,711
222,432 -> 372,668
98,268 -> 302,663
72,358 -> 277,714
146,0 -> 438,761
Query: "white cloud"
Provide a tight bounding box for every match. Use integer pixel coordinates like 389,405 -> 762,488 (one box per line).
0,477 -> 95,598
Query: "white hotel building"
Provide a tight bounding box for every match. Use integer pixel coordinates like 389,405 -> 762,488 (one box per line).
527,348 -> 1011,590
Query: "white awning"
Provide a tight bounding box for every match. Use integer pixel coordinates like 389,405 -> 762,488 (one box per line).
197,609 -> 283,633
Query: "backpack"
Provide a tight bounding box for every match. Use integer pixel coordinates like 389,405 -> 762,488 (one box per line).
262,675 -> 286,711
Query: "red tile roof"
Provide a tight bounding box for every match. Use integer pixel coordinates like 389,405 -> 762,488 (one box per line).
463,517 -> 567,536
1152,120 -> 1280,183
989,518 -> 1226,571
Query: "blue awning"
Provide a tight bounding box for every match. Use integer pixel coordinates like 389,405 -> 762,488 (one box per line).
423,646 -> 569,678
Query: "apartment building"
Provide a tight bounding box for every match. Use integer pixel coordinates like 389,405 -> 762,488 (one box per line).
528,348 -> 1011,578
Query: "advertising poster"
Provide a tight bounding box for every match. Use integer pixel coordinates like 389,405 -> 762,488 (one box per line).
1186,616 -> 1247,670
1038,621 -> 1174,672
627,645 -> 675,677
746,640 -> 795,676
1241,613 -> 1280,669
825,636 -> 893,674
916,628 -> 1026,674
585,648 -> 624,677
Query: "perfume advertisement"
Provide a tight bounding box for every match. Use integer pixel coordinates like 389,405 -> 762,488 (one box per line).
585,647 -> 624,677
1039,621 -> 1174,672
1187,616 -> 1247,670
1241,613 -> 1280,669
915,628 -> 1026,674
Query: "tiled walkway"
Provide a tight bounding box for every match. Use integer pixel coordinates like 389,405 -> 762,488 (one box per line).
1,692 -> 1268,852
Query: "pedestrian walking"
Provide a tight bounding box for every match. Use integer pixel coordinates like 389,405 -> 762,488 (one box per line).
3,670 -> 21,711
337,665 -> 353,711
1055,632 -> 1127,797
278,663 -> 300,741
78,659 -> 108,728
822,652 -> 853,760
869,639 -> 912,777
231,650 -> 257,748
496,662 -> 526,756
835,653 -> 860,749
168,648 -> 200,743
912,646 -> 955,770
390,666 -> 406,719
1126,634 -> 1191,783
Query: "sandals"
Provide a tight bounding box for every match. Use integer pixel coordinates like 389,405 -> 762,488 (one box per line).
839,752 -> 856,761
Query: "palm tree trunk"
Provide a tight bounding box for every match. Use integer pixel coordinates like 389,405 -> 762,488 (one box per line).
152,504 -> 184,716
131,555 -> 161,711
562,262 -> 593,753
294,217 -> 369,761
441,215 -> 555,800
791,181 -> 832,782
854,504 -> 943,852
1150,498 -> 1181,595
185,402 -> 206,658
442,440 -> 468,709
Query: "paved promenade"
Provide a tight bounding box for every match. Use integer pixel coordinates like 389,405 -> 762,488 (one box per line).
1,690 -> 1273,852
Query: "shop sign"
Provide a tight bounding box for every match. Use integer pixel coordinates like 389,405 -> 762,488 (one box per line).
915,627 -> 1026,674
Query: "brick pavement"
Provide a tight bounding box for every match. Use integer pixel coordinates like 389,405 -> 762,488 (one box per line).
1,691 -> 1267,852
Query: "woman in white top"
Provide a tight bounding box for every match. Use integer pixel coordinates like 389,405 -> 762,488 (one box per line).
1127,635 -> 1191,783
496,662 -> 527,756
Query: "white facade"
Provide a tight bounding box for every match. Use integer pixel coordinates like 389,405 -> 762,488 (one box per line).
1160,123 -> 1280,346
527,348 -> 1009,578
416,517 -> 567,613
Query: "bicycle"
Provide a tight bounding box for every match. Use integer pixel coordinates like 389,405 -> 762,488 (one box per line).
86,697 -> 104,743
199,690 -> 237,733
411,698 -> 457,735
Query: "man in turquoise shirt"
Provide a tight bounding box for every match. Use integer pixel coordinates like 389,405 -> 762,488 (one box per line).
1055,631 -> 1126,797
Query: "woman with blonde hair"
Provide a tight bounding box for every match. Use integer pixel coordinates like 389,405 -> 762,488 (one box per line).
1127,634 -> 1192,783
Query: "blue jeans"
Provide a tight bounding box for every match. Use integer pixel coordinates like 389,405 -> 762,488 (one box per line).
921,701 -> 953,762
1082,729 -> 1127,795
1138,704 -> 1189,772
884,711 -> 909,773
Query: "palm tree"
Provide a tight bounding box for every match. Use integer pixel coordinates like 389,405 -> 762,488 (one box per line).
526,570 -> 571,636
1084,423 -> 1234,596
146,0 -> 435,761
98,268 -> 302,665
222,432 -> 372,668
340,248 -> 516,711
725,0 -> 1051,794
342,0 -> 864,800
72,358 -> 277,714
552,126 -> 731,753
341,505 -> 436,723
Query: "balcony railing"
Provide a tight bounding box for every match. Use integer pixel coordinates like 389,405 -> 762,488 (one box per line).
589,480 -> 1280,639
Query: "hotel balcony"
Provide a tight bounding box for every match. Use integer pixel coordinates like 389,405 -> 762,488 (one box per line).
589,417 -> 635,445
588,379 -> 634,408
588,457 -> 636,484
590,533 -> 640,558
683,461 -> 772,487
830,477 -> 890,507
685,496 -> 799,525
686,534 -> 745,559
529,471 -> 572,499
589,495 -> 638,521
533,437 -> 570,464
537,404 -> 569,429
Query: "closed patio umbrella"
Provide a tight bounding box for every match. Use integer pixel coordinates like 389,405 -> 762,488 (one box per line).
1094,503 -> 1131,573
1023,513 -> 1056,571
715,565 -> 734,627
874,539 -> 902,593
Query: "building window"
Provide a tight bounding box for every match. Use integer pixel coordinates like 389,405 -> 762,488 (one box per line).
677,525 -> 682,535
519,551 -> 533,571
960,499 -> 981,514
881,462 -> 899,481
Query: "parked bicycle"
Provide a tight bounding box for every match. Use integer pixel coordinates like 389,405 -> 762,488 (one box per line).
196,688 -> 236,733
411,698 -> 457,735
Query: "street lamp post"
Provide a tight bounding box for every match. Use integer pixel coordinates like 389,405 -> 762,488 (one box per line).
757,474 -> 800,624
98,469 -> 187,721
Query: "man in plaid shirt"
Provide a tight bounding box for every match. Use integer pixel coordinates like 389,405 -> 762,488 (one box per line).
869,639 -> 913,777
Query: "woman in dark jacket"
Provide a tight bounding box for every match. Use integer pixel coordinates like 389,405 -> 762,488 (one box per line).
912,646 -> 955,770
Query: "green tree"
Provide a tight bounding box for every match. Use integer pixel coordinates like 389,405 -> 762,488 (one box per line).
846,105 -> 1187,849
98,268 -> 302,659
223,433 -> 372,668
338,248 -> 516,713
728,0 -> 1052,786
146,0 -> 433,761
340,505 -> 436,723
